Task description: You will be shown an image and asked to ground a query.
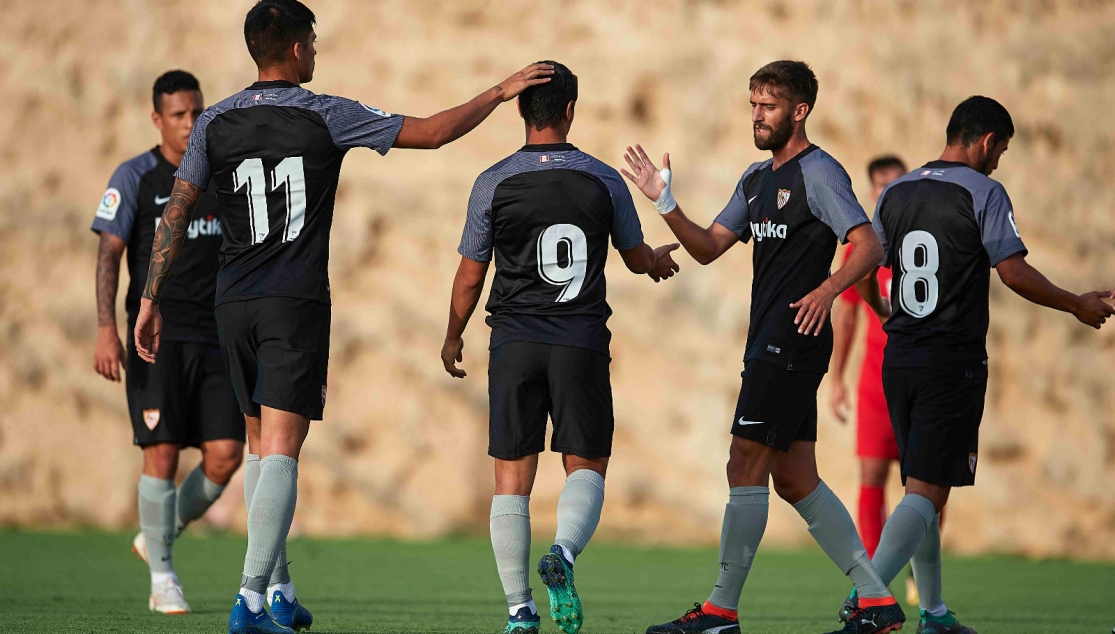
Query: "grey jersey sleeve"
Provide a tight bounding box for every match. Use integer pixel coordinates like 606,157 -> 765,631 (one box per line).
175,112 -> 213,188
458,174 -> 496,262
871,193 -> 892,267
801,152 -> 870,243
714,164 -> 765,243
600,171 -> 644,251
319,96 -> 405,155
90,156 -> 149,240
978,183 -> 1027,265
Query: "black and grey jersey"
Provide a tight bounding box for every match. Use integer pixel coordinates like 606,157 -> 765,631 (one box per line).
714,145 -> 870,374
458,143 -> 644,356
175,80 -> 405,306
91,147 -> 222,343
874,160 -> 1027,372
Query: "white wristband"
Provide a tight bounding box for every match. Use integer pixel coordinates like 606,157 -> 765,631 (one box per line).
653,168 -> 677,215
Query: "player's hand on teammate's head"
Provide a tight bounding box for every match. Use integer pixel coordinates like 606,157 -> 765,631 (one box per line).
441,337 -> 467,378
1073,290 -> 1115,329
133,299 -> 162,364
621,145 -> 670,203
495,63 -> 555,102
649,243 -> 681,282
93,326 -> 126,382
790,284 -> 838,337
830,381 -> 850,424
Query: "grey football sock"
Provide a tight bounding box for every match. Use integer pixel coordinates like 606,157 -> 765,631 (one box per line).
793,481 -> 890,599
872,493 -> 937,587
175,465 -> 225,536
138,475 -> 177,575
243,455 -> 291,588
553,469 -> 605,560
911,512 -> 944,612
491,495 -> 532,607
240,455 -> 298,595
707,486 -> 768,611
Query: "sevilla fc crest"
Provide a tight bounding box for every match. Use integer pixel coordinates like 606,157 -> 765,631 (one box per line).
776,189 -> 791,209
143,409 -> 161,430
968,452 -> 978,474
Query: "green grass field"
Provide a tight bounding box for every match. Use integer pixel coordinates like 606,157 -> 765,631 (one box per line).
3,530 -> 1112,633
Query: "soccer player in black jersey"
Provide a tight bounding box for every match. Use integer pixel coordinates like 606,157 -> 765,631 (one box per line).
623,61 -> 904,634
92,70 -> 243,617
441,61 -> 679,634
837,96 -> 1114,634
129,1 -> 555,633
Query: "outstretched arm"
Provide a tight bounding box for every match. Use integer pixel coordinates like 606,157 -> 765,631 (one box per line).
134,178 -> 202,362
995,253 -> 1114,328
394,63 -> 554,150
94,232 -> 127,381
621,145 -> 737,264
441,257 -> 490,378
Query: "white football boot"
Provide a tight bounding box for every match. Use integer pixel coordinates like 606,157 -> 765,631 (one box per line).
149,576 -> 191,615
132,532 -> 149,563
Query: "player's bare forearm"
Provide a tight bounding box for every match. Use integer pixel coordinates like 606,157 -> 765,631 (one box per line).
445,257 -> 489,342
142,178 -> 201,303
661,206 -> 737,265
619,243 -> 656,274
823,223 -> 883,298
855,270 -> 889,321
95,232 -> 126,328
395,63 -> 555,149
830,301 -> 858,380
995,253 -> 1114,327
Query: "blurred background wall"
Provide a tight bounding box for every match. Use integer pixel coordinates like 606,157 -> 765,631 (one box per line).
1,0 -> 1114,559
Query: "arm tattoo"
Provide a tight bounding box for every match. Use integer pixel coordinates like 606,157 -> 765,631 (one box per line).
142,178 -> 202,302
95,233 -> 126,327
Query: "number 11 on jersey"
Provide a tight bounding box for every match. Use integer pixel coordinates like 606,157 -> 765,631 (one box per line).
233,156 -> 307,245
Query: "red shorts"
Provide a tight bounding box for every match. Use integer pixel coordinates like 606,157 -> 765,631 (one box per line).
855,381 -> 899,460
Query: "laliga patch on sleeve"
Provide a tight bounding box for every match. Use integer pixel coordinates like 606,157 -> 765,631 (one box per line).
96,187 -> 122,220
360,103 -> 391,117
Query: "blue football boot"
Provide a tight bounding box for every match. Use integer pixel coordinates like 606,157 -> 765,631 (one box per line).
228,594 -> 294,634
503,606 -> 541,634
270,590 -> 314,631
538,545 -> 583,634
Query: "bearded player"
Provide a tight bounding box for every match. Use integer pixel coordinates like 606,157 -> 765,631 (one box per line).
92,70 -> 243,616
131,1 -> 554,632
623,60 -> 903,634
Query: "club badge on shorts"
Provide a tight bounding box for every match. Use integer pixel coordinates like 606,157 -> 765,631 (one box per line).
776,189 -> 791,209
969,452 -> 978,474
321,385 -> 328,407
142,409 -> 161,430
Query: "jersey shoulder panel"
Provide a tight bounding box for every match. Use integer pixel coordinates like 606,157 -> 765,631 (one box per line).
571,151 -> 643,251
91,149 -> 158,238
798,147 -> 868,242
741,159 -> 773,190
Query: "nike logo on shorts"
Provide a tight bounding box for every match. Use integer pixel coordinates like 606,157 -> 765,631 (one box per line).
155,195 -> 171,205
737,418 -> 764,426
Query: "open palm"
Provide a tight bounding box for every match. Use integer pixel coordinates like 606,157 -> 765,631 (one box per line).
621,144 -> 670,202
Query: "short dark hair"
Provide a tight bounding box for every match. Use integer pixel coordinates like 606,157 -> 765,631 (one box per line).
946,96 -> 1014,147
867,155 -> 907,180
152,70 -> 200,113
244,0 -> 316,66
518,60 -> 578,131
749,60 -> 819,113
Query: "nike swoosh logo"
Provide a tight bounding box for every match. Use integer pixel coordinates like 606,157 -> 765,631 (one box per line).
748,195 -> 758,205
704,626 -> 738,634
737,418 -> 764,426
155,195 -> 171,205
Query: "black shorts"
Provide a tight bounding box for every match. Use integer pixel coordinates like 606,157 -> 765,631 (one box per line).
126,339 -> 244,448
215,297 -> 331,421
488,342 -> 613,460
730,360 -> 823,452
883,366 -> 987,488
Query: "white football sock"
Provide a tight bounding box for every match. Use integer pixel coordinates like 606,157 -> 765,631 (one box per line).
927,603 -> 948,617
509,599 -> 537,616
267,581 -> 296,603
558,544 -> 575,565
239,587 -> 264,613
151,571 -> 178,586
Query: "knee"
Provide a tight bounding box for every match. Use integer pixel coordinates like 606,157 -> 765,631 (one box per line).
726,443 -> 772,487
771,475 -> 813,504
202,444 -> 244,485
142,444 -> 179,479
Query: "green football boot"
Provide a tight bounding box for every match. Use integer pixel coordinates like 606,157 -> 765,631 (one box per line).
917,609 -> 976,634
538,546 -> 583,634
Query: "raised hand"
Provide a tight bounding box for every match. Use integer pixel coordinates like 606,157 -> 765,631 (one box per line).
621,145 -> 670,202
650,243 -> 681,282
441,336 -> 467,378
133,298 -> 162,364
1072,290 -> 1115,329
495,63 -> 555,102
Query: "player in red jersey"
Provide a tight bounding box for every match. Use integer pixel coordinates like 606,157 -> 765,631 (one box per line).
830,156 -> 905,558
